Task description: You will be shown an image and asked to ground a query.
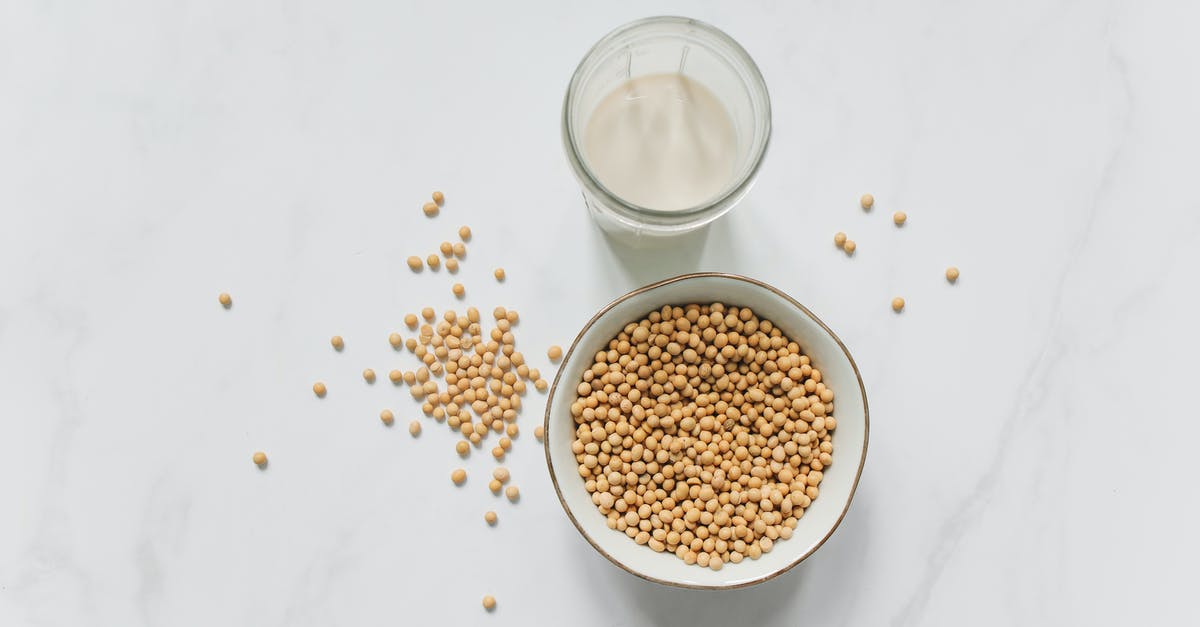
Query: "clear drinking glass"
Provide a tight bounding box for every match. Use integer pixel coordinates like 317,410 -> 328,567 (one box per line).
562,16 -> 772,240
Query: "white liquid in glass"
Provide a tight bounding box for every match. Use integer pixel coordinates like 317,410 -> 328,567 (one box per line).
583,73 -> 737,212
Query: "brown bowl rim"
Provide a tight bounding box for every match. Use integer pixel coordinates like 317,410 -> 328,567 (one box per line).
542,272 -> 870,590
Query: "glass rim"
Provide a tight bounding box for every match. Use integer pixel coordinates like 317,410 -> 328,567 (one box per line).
561,15 -> 772,226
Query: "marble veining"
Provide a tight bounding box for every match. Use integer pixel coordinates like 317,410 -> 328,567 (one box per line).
2,1 -> 1198,626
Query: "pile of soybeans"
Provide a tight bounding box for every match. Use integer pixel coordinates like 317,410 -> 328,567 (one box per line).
570,302 -> 836,571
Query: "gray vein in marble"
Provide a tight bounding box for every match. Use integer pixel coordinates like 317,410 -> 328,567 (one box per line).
278,527 -> 359,627
136,476 -> 193,626
9,294 -> 97,625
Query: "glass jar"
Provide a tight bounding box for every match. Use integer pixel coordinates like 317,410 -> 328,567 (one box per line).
562,16 -> 772,240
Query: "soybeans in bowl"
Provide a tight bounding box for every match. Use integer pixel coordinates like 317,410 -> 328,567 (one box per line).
544,273 -> 868,589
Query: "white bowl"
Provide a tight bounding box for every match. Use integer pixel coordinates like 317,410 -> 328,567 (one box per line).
543,273 -> 869,589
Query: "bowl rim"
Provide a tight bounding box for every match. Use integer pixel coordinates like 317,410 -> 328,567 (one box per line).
542,272 -> 870,589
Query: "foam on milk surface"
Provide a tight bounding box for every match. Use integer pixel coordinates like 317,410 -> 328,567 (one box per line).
583,73 -> 736,212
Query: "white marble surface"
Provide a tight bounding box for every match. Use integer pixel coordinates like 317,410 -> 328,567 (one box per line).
2,1 -> 1198,625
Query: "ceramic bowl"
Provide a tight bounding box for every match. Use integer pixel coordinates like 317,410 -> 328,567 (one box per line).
543,273 -> 868,588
